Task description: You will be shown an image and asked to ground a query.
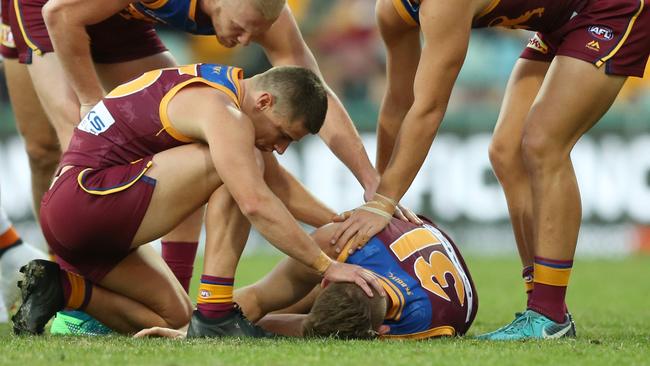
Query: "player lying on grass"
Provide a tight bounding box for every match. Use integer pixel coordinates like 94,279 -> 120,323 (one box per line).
137,217 -> 478,339
11,63 -> 383,337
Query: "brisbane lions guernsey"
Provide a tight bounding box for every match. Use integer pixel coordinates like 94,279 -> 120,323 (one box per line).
120,0 -> 215,34
392,0 -> 588,32
338,218 -> 478,339
60,63 -> 242,169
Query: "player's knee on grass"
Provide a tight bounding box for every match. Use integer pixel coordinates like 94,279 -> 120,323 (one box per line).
302,283 -> 386,339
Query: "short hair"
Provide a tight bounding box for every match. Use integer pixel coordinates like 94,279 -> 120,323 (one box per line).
255,66 -> 328,135
302,283 -> 386,339
246,0 -> 285,21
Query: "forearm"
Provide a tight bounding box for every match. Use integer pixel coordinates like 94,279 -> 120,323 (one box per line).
256,314 -> 306,337
378,108 -> 445,201
376,93 -> 411,174
319,93 -> 379,190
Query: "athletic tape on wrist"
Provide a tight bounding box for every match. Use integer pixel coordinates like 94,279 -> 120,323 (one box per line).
312,251 -> 334,275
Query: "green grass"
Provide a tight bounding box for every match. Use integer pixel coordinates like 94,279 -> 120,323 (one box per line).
1,255 -> 649,366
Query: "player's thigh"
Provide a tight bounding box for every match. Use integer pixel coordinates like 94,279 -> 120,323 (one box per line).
27,53 -> 79,146
132,143 -> 224,245
3,59 -> 59,155
96,51 -> 177,90
523,56 -> 626,153
491,59 -> 549,153
99,245 -> 192,328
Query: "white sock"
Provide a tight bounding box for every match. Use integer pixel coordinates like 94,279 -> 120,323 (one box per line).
0,242 -> 47,307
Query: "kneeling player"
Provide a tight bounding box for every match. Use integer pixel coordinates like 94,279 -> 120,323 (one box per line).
12,63 -> 382,336
139,217 -> 478,339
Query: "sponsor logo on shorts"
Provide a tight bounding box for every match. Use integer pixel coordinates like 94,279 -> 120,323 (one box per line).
0,24 -> 15,48
77,101 -> 116,136
586,40 -> 600,52
588,26 -> 614,41
200,289 -> 211,298
526,33 -> 548,54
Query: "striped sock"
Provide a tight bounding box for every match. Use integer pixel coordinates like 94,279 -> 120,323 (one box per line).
0,227 -> 23,258
197,275 -> 234,319
528,256 -> 573,323
161,241 -> 198,293
60,270 -> 93,310
522,265 -> 534,306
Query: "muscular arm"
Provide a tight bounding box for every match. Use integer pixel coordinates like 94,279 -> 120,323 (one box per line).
43,0 -> 134,106
262,152 -> 335,227
377,0 -> 473,201
255,6 -> 379,194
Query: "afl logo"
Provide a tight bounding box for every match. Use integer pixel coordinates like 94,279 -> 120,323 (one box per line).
200,290 -> 211,298
588,26 -> 613,41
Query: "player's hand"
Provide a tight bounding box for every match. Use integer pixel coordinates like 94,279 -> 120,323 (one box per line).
133,326 -> 186,339
331,208 -> 392,254
394,203 -> 423,225
323,261 -> 385,298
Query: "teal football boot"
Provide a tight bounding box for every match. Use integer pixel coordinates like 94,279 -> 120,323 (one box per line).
476,309 -> 575,341
50,310 -> 112,336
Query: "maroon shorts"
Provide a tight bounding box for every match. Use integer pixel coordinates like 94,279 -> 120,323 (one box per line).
40,158 -> 156,282
1,0 -> 18,58
521,0 -> 650,77
10,0 -> 167,64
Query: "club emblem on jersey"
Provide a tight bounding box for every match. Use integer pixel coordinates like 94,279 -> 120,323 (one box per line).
200,289 -> 211,298
588,26 -> 614,41
586,40 -> 600,52
526,33 -> 548,54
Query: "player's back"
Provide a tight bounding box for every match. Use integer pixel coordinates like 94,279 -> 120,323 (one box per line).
340,218 -> 478,338
61,63 -> 242,169
120,0 -> 214,35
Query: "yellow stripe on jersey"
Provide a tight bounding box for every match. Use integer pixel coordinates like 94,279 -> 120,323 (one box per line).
13,0 -> 41,55
475,0 -> 501,20
380,325 -> 455,340
596,0 -> 644,67
107,70 -> 163,99
391,0 -> 419,27
189,0 -> 198,21
371,272 -> 406,321
177,64 -> 198,76
228,67 -> 244,106
77,161 -> 153,196
389,228 -> 441,261
141,0 -> 168,10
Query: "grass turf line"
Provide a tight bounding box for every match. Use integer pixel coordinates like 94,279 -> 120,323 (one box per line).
0,255 -> 648,366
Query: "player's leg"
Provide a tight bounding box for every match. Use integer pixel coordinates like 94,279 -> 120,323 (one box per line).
13,245 -> 192,334
488,58 -> 549,300
3,59 -> 60,216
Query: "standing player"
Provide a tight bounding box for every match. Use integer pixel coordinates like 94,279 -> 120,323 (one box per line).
12,63 -> 383,336
136,217 -> 478,339
331,0 -> 649,340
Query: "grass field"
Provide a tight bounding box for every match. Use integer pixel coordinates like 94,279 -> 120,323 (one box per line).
1,255 -> 649,366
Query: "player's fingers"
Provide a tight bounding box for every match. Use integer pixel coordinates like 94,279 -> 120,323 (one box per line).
331,217 -> 355,246
354,275 -> 374,297
336,224 -> 360,252
394,206 -> 408,221
362,270 -> 385,297
332,210 -> 353,222
133,327 -> 162,338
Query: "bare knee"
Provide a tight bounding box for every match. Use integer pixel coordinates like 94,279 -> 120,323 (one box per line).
489,134 -> 523,182
159,292 -> 193,329
521,127 -> 564,174
24,139 -> 61,174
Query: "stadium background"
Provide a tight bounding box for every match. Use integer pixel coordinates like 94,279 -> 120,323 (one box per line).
1,0 -> 650,258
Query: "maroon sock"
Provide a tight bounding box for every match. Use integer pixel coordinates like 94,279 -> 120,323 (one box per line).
528,257 -> 573,323
59,269 -> 92,310
161,241 -> 198,293
196,275 -> 234,319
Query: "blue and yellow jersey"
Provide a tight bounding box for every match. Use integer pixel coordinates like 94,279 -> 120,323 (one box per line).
391,0 -> 586,32
120,0 -> 214,35
61,63 -> 242,174
338,218 -> 478,339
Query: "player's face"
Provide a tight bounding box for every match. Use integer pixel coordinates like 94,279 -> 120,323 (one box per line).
254,113 -> 308,155
212,3 -> 273,48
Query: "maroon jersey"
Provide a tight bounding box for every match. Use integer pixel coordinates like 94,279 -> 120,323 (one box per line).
61,63 -> 243,169
338,218 -> 478,338
472,0 -> 588,32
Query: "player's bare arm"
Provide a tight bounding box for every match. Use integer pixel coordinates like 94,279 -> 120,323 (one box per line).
167,84 -> 384,297
255,5 -> 379,197
331,0 -> 474,249
43,0 -> 135,112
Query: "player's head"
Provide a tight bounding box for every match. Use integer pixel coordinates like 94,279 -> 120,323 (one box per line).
211,0 -> 285,47
302,282 -> 387,339
246,66 -> 327,154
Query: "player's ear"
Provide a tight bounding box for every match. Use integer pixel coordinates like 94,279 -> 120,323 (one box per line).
255,92 -> 273,111
377,325 -> 390,335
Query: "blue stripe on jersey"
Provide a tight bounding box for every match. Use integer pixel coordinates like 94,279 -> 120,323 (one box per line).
131,0 -> 215,35
400,0 -> 420,25
198,64 -> 239,97
346,238 -> 433,336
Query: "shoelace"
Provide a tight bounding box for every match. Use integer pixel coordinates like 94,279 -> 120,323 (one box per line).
502,312 -> 545,335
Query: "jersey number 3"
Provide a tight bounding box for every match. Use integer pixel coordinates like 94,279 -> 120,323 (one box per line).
389,228 -> 465,305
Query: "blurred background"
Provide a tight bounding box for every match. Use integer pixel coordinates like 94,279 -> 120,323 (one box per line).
2,0 -> 650,258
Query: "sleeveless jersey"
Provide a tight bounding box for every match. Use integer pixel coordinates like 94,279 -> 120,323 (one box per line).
119,0 -> 214,35
392,0 -> 588,33
338,218 -> 478,339
60,63 -> 242,169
